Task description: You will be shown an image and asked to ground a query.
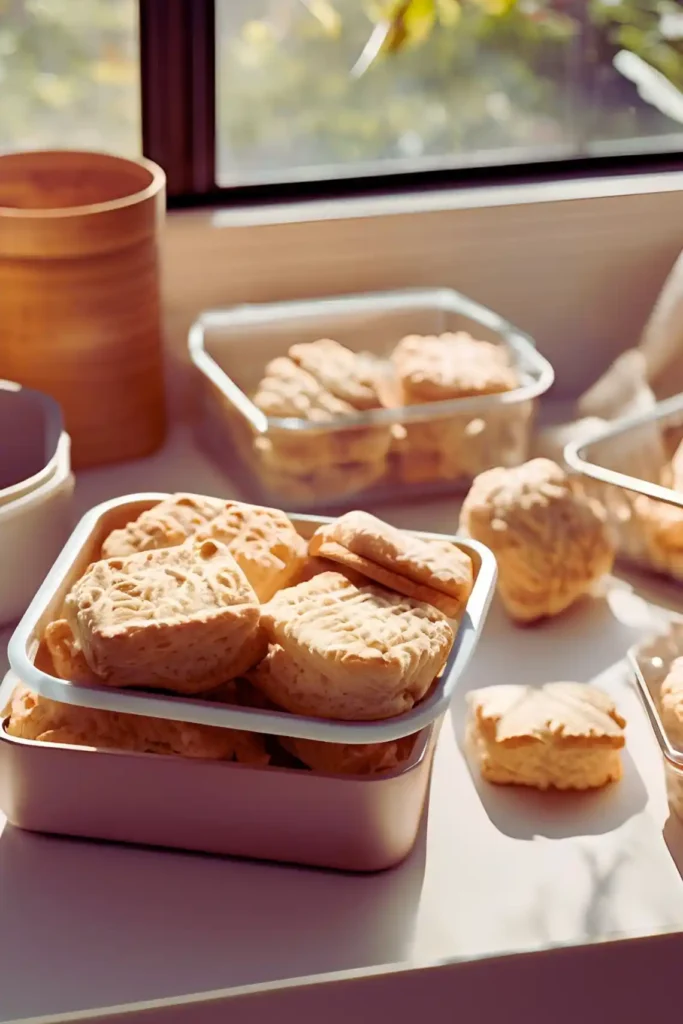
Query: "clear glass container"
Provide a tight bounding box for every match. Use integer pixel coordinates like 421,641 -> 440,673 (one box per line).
189,288 -> 554,511
565,393 -> 683,582
629,625 -> 683,827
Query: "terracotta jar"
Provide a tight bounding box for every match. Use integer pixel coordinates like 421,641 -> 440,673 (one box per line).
0,150 -> 167,469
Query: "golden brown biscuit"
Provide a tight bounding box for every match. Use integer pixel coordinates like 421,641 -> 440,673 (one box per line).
251,356 -> 393,471
6,683 -> 269,764
65,539 -> 265,693
467,682 -> 625,790
45,619 -> 99,685
292,556 -> 368,587
392,332 -> 519,403
252,571 -> 453,720
253,357 -> 355,421
101,494 -> 224,559
288,339 -> 382,411
459,458 -> 614,623
280,733 -> 418,775
633,494 -> 683,580
309,511 -> 473,618
196,501 -> 307,602
659,657 -> 683,748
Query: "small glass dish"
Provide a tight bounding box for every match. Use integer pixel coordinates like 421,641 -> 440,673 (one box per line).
189,288 -> 554,511
565,393 -> 683,581
628,623 -> 683,825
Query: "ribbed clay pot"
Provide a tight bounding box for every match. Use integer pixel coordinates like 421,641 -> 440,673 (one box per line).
0,150 -> 167,469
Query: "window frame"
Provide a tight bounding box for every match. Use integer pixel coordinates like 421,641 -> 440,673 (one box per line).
139,0 -> 683,209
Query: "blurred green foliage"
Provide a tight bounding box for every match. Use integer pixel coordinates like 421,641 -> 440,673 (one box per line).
0,0 -> 680,183
0,0 -> 139,155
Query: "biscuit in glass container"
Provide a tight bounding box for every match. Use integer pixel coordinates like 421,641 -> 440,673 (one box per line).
65,539 -> 265,693
250,571 -> 454,720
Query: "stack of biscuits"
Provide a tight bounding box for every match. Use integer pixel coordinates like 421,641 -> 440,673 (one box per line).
7,496 -> 472,777
251,339 -> 394,502
246,332 -> 523,501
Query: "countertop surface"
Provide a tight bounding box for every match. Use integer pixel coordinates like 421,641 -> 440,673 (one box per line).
1,427 -> 682,1023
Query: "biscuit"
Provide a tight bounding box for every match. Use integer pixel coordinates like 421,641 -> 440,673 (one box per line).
288,339 -> 382,410
101,493 -> 224,559
459,458 -> 614,623
253,357 -> 355,421
45,619 -> 99,686
292,556 -> 368,587
65,539 -> 265,693
633,494 -> 683,580
280,733 -> 417,775
467,682 -> 626,790
255,455 -> 386,504
309,511 -> 473,618
392,332 -> 519,403
252,355 -> 393,471
253,571 -> 453,720
6,683 -> 269,764
197,501 -> 307,602
659,657 -> 683,748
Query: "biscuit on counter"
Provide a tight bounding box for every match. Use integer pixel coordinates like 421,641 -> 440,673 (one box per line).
196,501 -> 307,602
250,571 -> 454,720
459,458 -> 613,623
65,539 -> 265,693
309,510 -> 473,618
6,683 -> 269,764
101,493 -> 224,559
467,682 -> 626,790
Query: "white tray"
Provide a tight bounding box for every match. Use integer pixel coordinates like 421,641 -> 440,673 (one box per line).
6,494 -> 497,744
0,431 -> 683,1024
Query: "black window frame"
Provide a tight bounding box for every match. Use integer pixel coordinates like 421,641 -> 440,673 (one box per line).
139,0 -> 683,211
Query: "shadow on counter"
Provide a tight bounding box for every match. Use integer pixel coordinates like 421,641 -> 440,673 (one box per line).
0,809 -> 429,1022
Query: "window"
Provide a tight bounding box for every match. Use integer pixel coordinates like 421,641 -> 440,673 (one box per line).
215,0 -> 683,189
0,0 -> 140,156
3,1 -> 682,203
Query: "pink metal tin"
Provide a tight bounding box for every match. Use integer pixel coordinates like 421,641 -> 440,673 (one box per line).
0,670 -> 437,872
8,495 -> 496,744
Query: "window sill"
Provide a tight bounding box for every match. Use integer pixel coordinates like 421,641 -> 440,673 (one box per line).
161,172 -> 683,416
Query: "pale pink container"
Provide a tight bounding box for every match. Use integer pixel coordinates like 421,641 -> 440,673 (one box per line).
2,497 -> 496,871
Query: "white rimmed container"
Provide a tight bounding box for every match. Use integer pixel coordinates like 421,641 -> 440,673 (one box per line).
189,288 -> 555,511
8,495 -> 497,744
564,393 -> 683,580
628,623 -> 683,827
0,381 -> 75,625
2,495 -> 497,871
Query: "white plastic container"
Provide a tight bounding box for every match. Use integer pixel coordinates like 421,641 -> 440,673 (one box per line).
0,381 -> 74,625
7,494 -> 497,745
